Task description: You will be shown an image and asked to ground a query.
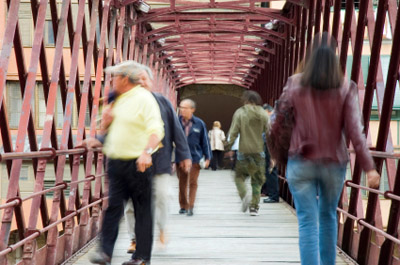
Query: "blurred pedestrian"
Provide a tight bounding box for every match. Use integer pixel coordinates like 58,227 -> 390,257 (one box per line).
208,121 -> 226,171
87,60 -> 164,265
123,65 -> 192,256
226,91 -> 269,216
261,104 -> 279,203
276,33 -> 380,265
177,99 -> 212,216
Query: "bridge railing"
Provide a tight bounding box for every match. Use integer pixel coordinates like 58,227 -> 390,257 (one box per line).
0,0 -> 173,264
1,0 -> 400,265
0,147 -> 106,264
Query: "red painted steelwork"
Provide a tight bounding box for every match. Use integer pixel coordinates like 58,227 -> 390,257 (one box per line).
0,0 -> 144,264
136,1 -> 294,89
0,1 -> 400,264
131,0 -> 399,264
267,1 -> 400,265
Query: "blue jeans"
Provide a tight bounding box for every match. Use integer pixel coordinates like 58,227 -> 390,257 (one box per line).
286,157 -> 346,265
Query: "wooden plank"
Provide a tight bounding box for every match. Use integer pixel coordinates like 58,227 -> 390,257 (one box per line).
67,169 -> 354,265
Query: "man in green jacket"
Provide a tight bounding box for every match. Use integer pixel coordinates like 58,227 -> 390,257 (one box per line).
226,90 -> 269,216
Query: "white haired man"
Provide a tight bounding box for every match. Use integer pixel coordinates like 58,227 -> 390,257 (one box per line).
88,61 -> 164,265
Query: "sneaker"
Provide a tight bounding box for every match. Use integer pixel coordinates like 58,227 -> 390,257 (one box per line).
249,207 -> 259,216
187,208 -> 194,216
127,239 -> 136,254
263,197 -> 279,203
179,208 -> 187,214
241,194 -> 251,212
89,251 -> 111,265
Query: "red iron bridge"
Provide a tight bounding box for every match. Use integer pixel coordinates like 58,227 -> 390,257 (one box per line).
0,0 -> 400,264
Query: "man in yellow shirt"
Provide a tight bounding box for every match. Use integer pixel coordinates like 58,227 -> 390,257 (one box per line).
90,61 -> 164,265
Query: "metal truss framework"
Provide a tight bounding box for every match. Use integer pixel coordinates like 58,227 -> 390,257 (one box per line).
0,0 -> 173,264
270,2 -> 400,265
0,0 -> 399,265
137,0 -> 293,89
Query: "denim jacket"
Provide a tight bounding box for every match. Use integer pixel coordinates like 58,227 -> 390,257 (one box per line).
178,115 -> 212,164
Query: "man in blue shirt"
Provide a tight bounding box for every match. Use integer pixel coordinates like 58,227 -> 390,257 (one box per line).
177,99 -> 212,216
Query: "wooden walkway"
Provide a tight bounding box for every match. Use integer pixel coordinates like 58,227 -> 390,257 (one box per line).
67,169 -> 354,265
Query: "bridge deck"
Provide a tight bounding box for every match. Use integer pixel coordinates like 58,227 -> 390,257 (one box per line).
67,169 -> 353,265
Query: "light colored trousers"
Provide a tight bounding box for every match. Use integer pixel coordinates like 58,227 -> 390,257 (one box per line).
125,173 -> 171,240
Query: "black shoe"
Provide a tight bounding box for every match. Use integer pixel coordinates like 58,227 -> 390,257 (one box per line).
263,197 -> 279,203
187,208 -> 193,216
179,208 -> 187,214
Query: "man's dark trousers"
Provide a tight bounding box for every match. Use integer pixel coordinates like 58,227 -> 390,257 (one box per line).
266,166 -> 279,201
101,159 -> 153,261
263,150 -> 279,201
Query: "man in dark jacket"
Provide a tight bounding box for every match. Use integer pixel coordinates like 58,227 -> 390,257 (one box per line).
85,62 -> 192,265
124,91 -> 193,253
177,99 -> 212,216
122,66 -> 192,262
124,94 -> 193,250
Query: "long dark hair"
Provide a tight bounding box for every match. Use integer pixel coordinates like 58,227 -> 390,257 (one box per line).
300,33 -> 343,90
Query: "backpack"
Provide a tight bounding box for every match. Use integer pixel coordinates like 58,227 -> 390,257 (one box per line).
266,98 -> 294,165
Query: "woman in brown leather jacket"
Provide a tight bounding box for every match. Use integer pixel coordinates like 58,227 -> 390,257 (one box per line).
280,33 -> 380,265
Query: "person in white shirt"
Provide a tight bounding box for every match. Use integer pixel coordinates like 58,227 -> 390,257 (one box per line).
230,134 -> 240,170
208,121 -> 226,171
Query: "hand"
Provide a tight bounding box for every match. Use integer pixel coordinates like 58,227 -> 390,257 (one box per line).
366,169 -> 380,189
81,138 -> 103,149
225,151 -> 234,158
204,159 -> 210,169
100,105 -> 114,133
224,142 -> 231,151
179,159 -> 192,173
270,159 -> 276,169
136,153 -> 152,172
171,163 -> 176,174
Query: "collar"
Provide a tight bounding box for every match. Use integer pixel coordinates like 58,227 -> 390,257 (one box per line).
181,115 -> 195,123
117,84 -> 142,100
